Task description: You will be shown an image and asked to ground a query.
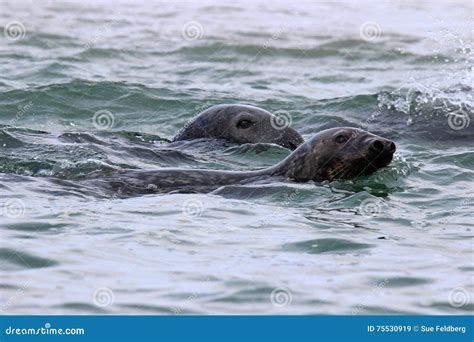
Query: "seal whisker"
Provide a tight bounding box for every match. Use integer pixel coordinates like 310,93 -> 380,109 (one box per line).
330,164 -> 352,180
326,163 -> 346,179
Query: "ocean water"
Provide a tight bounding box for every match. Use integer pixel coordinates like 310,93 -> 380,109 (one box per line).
0,0 -> 473,315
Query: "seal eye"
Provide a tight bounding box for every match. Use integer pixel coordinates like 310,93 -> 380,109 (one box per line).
335,135 -> 348,144
236,119 -> 254,129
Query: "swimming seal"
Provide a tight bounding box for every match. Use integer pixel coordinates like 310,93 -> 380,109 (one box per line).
172,104 -> 304,150
91,127 -> 396,196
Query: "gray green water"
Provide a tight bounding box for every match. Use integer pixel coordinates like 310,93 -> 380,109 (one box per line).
0,0 -> 473,315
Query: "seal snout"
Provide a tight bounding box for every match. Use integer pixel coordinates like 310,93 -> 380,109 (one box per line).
369,138 -> 396,155
282,130 -> 305,150
367,136 -> 396,170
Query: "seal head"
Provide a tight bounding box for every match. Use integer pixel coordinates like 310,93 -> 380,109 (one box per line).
270,127 -> 396,181
172,104 -> 304,150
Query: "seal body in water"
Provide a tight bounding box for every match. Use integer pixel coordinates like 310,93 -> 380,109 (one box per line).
172,104 -> 304,150
90,127 -> 396,196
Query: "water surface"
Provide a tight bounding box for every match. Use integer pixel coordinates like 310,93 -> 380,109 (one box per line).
0,0 -> 473,314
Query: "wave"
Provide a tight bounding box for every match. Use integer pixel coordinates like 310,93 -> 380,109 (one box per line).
172,41 -> 455,63
298,86 -> 473,141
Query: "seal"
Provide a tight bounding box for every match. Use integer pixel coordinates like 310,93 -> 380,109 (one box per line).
172,104 -> 304,150
91,127 -> 396,196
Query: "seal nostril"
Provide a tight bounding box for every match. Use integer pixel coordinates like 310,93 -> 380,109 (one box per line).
388,142 -> 396,153
288,141 -> 297,150
371,140 -> 384,152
